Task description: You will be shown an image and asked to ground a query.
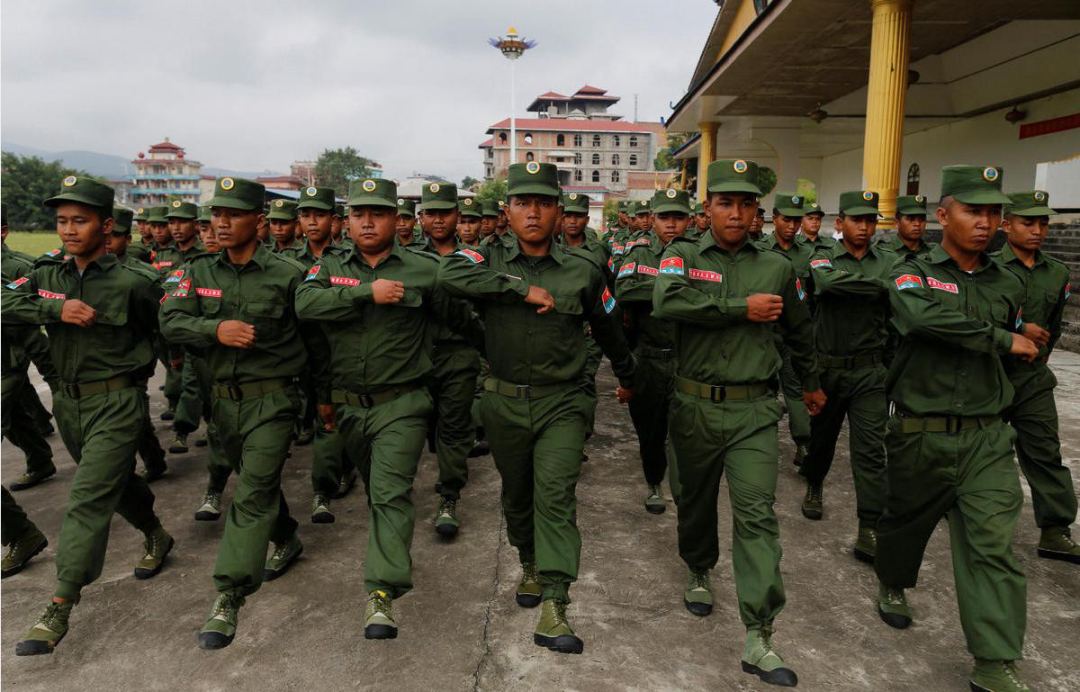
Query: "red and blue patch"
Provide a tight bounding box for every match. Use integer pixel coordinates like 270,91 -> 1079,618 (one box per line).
456,248 -> 485,264
659,257 -> 684,275
894,274 -> 923,291
809,258 -> 832,269
164,269 -> 185,284
5,276 -> 29,290
796,278 -> 805,301
617,262 -> 636,278
601,287 -> 616,313
1015,307 -> 1023,331
304,265 -> 322,282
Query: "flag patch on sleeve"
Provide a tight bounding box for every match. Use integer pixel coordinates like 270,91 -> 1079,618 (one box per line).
602,287 -> 616,313
164,270 -> 185,284
659,257 -> 684,275
170,278 -> 191,298
796,278 -> 805,301
810,259 -> 832,269
1015,307 -> 1023,331
5,276 -> 28,290
617,262 -> 636,278
456,248 -> 485,263
927,277 -> 958,293
894,274 -> 923,290
305,265 -> 321,281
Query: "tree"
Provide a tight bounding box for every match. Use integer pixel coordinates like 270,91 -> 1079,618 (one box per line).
654,131 -> 691,171
603,199 -> 620,229
796,178 -> 818,206
1,152 -> 93,231
475,176 -> 507,206
460,176 -> 480,190
314,147 -> 378,194
757,166 -> 778,197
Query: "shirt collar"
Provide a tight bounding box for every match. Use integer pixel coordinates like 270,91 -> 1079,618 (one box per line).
63,251 -> 118,274
927,244 -> 993,273
213,241 -> 273,270
999,241 -> 1045,267
700,231 -> 758,256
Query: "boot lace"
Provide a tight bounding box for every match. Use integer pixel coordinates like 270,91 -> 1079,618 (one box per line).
271,541 -> 293,562
438,497 -> 457,519
688,569 -> 709,592
521,561 -> 539,584
370,590 -> 393,617
807,484 -> 822,504
211,594 -> 242,626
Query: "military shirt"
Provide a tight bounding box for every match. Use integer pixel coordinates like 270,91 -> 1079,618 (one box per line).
128,240 -> 154,264
280,240 -> 334,271
562,234 -> 613,286
2,252 -> 160,384
808,242 -> 897,357
887,245 -> 1023,417
153,240 -> 206,273
876,234 -> 936,259
758,234 -> 813,280
797,233 -> 836,250
159,244 -> 310,384
2,244 -> 39,376
412,237 -> 485,348
653,234 -> 820,391
438,238 -> 636,388
615,233 -> 675,350
991,243 -> 1070,368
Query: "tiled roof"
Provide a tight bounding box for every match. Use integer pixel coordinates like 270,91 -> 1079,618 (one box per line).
487,118 -> 656,134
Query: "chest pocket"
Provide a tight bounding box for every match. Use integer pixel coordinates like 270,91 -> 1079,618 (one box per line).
396,288 -> 424,310
241,301 -> 285,338
550,290 -> 584,317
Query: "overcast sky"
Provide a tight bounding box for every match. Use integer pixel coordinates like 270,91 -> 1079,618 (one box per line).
1,0 -> 716,183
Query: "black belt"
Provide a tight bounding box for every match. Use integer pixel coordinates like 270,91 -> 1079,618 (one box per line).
820,352 -> 883,369
59,375 -> 134,399
483,377 -> 578,401
674,377 -> 772,402
637,344 -> 676,361
330,382 -> 422,408
896,413 -> 1000,434
213,378 -> 292,401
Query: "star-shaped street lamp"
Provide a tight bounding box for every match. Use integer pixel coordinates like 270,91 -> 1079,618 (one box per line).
489,27 -> 536,170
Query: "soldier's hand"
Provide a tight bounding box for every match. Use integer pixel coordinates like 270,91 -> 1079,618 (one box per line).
616,387 -> 634,404
746,294 -> 783,323
60,299 -> 97,327
1021,322 -> 1050,347
216,320 -> 257,349
371,279 -> 405,304
1010,333 -> 1039,363
525,285 -> 555,314
803,389 -> 827,416
317,404 -> 337,431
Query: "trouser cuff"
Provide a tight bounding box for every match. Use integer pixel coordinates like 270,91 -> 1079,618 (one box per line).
541,584 -> 571,603
54,580 -> 82,602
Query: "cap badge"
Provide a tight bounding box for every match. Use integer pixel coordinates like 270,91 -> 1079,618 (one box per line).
305,186 -> 317,196
430,183 -> 440,193
915,195 -> 924,203
274,200 -> 284,208
568,193 -> 577,200
220,177 -> 235,191
666,189 -> 677,199
791,195 -> 800,204
63,175 -> 77,187
1034,191 -> 1046,202
525,161 -> 541,174
172,200 -> 182,208
464,198 -> 473,206
862,190 -> 874,201
733,160 -> 748,174
982,167 -> 999,182
137,208 -> 144,214
362,180 -> 377,192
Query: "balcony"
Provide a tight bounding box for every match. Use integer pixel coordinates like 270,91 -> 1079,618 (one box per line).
131,189 -> 201,196
128,174 -> 203,181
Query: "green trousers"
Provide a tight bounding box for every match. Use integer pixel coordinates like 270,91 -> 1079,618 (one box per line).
2,487 -> 33,545
580,331 -> 603,437
670,392 -> 786,629
2,373 -> 55,477
157,338 -> 182,409
776,337 -> 810,445
52,386 -> 160,600
23,379 -> 54,434
1005,366 -> 1077,529
482,386 -> 585,602
135,379 -> 167,475
310,404 -> 352,497
875,418 -> 1025,661
173,350 -> 205,435
799,364 -> 888,526
338,388 -> 432,597
429,344 -> 480,500
211,387 -> 299,598
627,350 -> 676,486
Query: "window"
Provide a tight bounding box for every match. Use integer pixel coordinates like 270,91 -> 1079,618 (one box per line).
629,154 -> 638,167
613,135 -> 620,147
592,170 -> 601,182
524,133 -> 533,144
573,134 -> 582,147
499,133 -> 507,144
611,170 -> 620,183
575,170 -> 583,182
556,134 -> 565,146
486,149 -> 493,160
574,153 -> 582,164
906,163 -> 920,195
592,134 -> 601,147
526,152 -> 534,162
629,136 -> 638,148
592,153 -> 601,165
612,154 -> 620,166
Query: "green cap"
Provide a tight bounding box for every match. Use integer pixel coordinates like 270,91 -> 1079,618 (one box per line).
562,192 -> 590,214
838,190 -> 881,216
481,200 -> 499,217
198,206 -> 212,223
1005,190 -> 1055,217
146,206 -> 170,224
706,159 -> 762,196
297,185 -> 336,211
134,206 -> 150,222
772,192 -> 806,218
335,204 -> 345,218
112,206 -> 133,235
396,197 -> 416,217
458,197 -> 482,217
633,199 -> 651,215
940,165 -> 1010,204
207,176 -> 266,211
266,199 -> 298,220
165,198 -> 199,220
347,178 -> 398,209
805,201 -> 825,216
421,181 -> 459,211
506,162 -> 560,197
692,201 -> 704,215
650,188 -> 691,215
895,194 -> 928,216
44,175 -> 115,210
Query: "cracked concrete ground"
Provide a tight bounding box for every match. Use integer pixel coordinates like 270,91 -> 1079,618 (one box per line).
3,354 -> 1079,692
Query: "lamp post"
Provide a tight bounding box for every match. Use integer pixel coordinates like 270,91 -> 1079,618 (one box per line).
489,27 -> 536,171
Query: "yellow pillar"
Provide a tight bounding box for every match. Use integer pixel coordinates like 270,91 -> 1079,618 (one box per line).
697,121 -> 718,202
862,0 -> 912,228
680,160 -> 688,190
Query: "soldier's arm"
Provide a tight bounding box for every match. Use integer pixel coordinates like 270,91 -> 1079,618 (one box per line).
159,266 -> 222,347
1,269 -> 62,325
293,259 -> 373,322
810,252 -> 887,298
777,265 -> 821,392
652,243 -> 746,327
131,272 -> 165,338
585,271 -> 636,388
614,253 -> 656,305
432,285 -> 486,354
1044,271 -> 1069,356
289,271 -> 333,403
438,246 -> 530,303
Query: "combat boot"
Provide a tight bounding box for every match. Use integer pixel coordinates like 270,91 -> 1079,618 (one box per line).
877,582 -> 911,629
139,460 -> 168,483
684,568 -> 713,616
792,443 -> 808,468
168,432 -> 189,454
195,436 -> 208,447
333,467 -> 358,499
195,490 -> 222,521
264,534 -> 303,581
644,484 -> 666,515
2,524 -> 48,578
467,439 -> 490,458
134,525 -> 174,579
1037,526 -> 1080,564
311,494 -> 334,524
15,600 -> 73,656
516,561 -> 542,608
161,404 -> 176,421
198,593 -> 245,650
970,659 -> 1033,692
533,598 -> 583,654
741,626 -> 797,687
853,526 -> 877,563
434,496 -> 459,537
10,466 -> 57,492
364,590 -> 397,639
801,482 -> 823,520
294,424 -> 314,446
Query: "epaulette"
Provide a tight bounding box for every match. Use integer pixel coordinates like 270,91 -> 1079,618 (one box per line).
563,245 -> 604,272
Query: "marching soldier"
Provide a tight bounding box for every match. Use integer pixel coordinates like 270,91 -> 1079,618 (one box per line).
653,159 -> 824,687
395,198 -> 418,246
797,199 -> 833,249
457,197 -> 482,245
480,200 -> 499,241
748,205 -> 765,242
692,200 -> 711,238
128,206 -> 154,263
2,488 -> 48,579
146,205 -> 182,424
331,204 -> 345,244
878,194 -> 935,257
268,199 -> 301,253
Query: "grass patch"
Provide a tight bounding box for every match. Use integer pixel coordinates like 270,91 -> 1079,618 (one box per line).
5,232 -> 60,258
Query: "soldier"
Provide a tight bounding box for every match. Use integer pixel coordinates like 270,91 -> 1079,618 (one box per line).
330,204 -> 345,244
799,190 -> 896,564
128,207 -> 154,263
2,488 -> 48,579
797,200 -> 834,249
457,197 -> 482,245
196,204 -> 212,236
653,159 -> 824,687
878,194 -> 935,257
616,188 -> 691,514
146,205 -> 182,423
395,198 -> 418,246
5,176 -> 174,656
632,199 -> 651,239
994,190 -> 1079,564
748,205 -> 765,242
693,200 -> 711,238
873,165 -> 1040,692
160,177 -> 308,650
480,200 -> 499,240
268,199 -> 301,253
147,205 -> 173,254
256,207 -> 271,247
439,162 -> 636,655
495,199 -> 508,236
295,177 -> 470,639
755,193 -> 813,466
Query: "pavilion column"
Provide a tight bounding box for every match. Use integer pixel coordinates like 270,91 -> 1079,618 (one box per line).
862,0 -> 912,227
697,121 -> 718,202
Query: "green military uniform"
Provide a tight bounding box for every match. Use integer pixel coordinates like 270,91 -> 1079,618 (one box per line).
877,195 -> 936,258
395,198 -> 421,246
128,206 -> 154,263
267,199 -> 300,253
994,191 -> 1078,562
797,199 -> 834,250
146,205 -> 183,417
875,166 -> 1029,685
799,191 -> 896,560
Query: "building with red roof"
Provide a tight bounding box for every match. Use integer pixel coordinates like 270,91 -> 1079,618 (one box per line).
127,137 -> 203,206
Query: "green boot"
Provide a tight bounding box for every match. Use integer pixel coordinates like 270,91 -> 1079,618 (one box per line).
741,626 -> 798,687
434,496 -> 459,537
139,460 -> 168,483
168,432 -> 189,454
334,467 -> 358,499
854,526 -> 877,564
1037,526 -> 1080,564
877,582 -> 912,629
294,424 -> 314,446
10,466 -> 57,492
792,443 -> 808,468
2,524 -> 48,579
194,491 -> 222,522
364,590 -> 397,639
311,494 -> 335,524
516,561 -> 542,608
134,525 -> 174,579
644,484 -> 666,515
15,600 -> 73,656
533,598 -> 583,654
264,535 -> 303,581
684,568 -> 713,616
801,482 -> 823,520
970,659 -> 1033,692
198,593 -> 245,650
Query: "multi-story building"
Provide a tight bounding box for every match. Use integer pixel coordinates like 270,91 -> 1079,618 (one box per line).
480,85 -> 664,194
128,138 -> 203,206
290,159 -> 384,187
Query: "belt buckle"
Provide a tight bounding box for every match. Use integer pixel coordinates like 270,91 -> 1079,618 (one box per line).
63,382 -> 81,399
709,385 -> 726,403
226,384 -> 244,401
944,416 -> 961,434
515,384 -> 532,401
358,393 -> 374,408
